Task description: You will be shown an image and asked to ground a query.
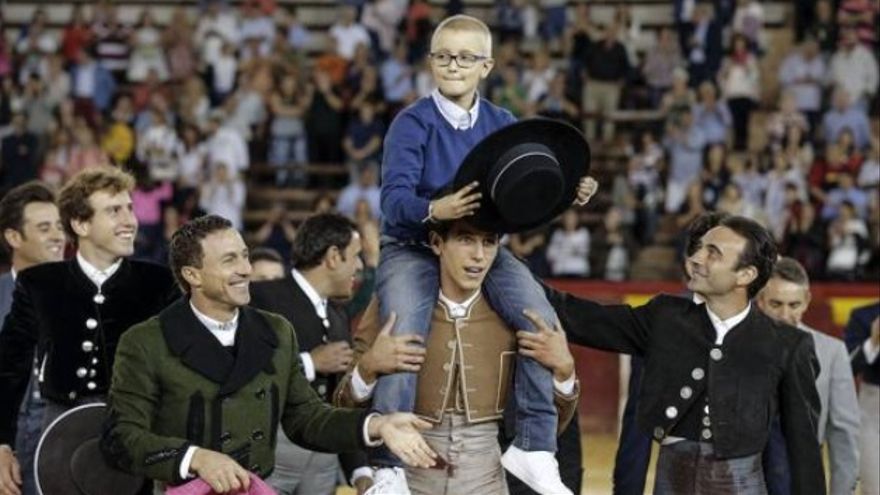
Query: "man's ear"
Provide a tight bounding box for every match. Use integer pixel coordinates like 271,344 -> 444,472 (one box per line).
737,265 -> 758,289
3,229 -> 22,250
70,217 -> 89,238
181,266 -> 202,291
324,246 -> 341,270
429,231 -> 443,256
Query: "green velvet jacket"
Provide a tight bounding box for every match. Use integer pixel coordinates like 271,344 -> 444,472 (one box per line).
100,298 -> 369,485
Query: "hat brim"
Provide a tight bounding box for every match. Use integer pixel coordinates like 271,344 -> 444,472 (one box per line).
452,118 -> 590,233
35,403 -> 144,495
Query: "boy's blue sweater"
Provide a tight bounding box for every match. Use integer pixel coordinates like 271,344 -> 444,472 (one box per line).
380,96 -> 516,242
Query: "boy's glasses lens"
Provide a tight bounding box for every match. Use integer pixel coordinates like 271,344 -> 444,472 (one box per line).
431,53 -> 479,68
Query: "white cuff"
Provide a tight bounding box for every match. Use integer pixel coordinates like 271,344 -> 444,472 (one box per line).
300,352 -> 316,382
864,339 -> 880,365
363,413 -> 384,447
179,446 -> 198,480
351,365 -> 376,401
350,466 -> 374,485
553,372 -> 576,396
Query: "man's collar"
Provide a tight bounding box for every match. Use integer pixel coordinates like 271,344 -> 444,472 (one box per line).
189,300 -> 239,332
291,268 -> 327,311
705,302 -> 751,329
438,289 -> 481,319
76,251 -> 123,288
431,88 -> 480,130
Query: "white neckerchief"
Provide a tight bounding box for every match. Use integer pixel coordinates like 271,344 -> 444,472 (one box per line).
291,268 -> 329,328
705,302 -> 751,346
438,289 -> 481,319
190,300 -> 239,347
431,88 -> 480,130
76,251 -> 122,290
10,268 -> 17,281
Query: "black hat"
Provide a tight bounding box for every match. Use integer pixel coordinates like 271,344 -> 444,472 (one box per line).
35,403 -> 144,495
452,118 -> 590,233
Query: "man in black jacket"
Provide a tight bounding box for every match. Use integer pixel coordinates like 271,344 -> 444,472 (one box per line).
0,167 -> 179,495
522,214 -> 824,494
250,213 -> 378,495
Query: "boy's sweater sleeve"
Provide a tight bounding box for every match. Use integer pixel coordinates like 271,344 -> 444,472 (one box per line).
381,112 -> 431,227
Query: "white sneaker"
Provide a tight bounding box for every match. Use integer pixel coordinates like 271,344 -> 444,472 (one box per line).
364,467 -> 412,495
501,446 -> 573,495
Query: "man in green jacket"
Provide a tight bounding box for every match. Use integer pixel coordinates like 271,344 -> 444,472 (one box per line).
101,215 -> 436,494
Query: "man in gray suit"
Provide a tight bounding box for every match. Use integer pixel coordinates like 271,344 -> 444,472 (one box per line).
0,181 -> 65,495
757,257 -> 860,495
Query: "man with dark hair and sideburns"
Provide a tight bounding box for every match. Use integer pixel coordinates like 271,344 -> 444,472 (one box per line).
532,214 -> 826,494
0,167 -> 179,495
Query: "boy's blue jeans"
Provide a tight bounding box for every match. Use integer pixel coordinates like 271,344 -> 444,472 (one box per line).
371,239 -> 558,466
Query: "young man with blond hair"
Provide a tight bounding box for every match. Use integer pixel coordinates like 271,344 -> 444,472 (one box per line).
0,167 -> 178,495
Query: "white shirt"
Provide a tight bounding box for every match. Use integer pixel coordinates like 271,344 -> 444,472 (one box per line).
189,301 -> 239,347
351,290 -> 576,399
431,88 -> 480,130
863,338 -> 880,365
291,269 -> 329,382
329,22 -> 371,60
76,252 -> 122,290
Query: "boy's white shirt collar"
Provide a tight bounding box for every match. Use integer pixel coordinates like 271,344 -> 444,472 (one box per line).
438,289 -> 481,319
431,88 -> 480,130
76,251 -> 122,289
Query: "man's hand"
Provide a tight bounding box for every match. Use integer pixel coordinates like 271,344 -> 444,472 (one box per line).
430,182 -> 481,221
368,413 -> 436,468
354,475 -> 373,495
0,445 -> 21,495
871,317 -> 879,347
359,313 -> 426,384
519,310 -> 575,382
574,176 -> 599,206
189,448 -> 250,494
310,341 -> 354,374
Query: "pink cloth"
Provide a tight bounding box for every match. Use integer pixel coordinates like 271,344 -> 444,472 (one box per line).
165,474 -> 277,495
132,181 -> 173,225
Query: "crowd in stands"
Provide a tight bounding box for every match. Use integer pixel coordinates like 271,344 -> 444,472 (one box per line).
0,0 -> 877,281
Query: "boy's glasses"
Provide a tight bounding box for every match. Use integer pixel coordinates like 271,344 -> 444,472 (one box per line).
429,52 -> 489,68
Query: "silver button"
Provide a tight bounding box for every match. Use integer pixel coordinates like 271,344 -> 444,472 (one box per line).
76,367 -> 87,378
702,428 -> 712,440
442,363 -> 451,371
89,369 -> 96,378
704,404 -> 710,414
317,384 -> 327,395
691,368 -> 705,380
680,386 -> 693,399
68,391 -> 77,400
93,294 -> 105,304
86,318 -> 98,330
82,341 -> 94,352
86,381 -> 97,390
447,340 -> 456,350
653,427 -> 665,440
32,391 -> 41,400
665,406 -> 678,419
32,367 -> 39,377
91,357 -> 99,365
710,348 -> 723,361
702,416 -> 711,426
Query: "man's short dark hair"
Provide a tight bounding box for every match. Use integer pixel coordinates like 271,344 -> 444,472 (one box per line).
427,218 -> 499,244
718,215 -> 779,299
169,215 -> 233,293
250,247 -> 283,265
291,213 -> 358,270
0,181 -> 57,254
771,257 -> 810,287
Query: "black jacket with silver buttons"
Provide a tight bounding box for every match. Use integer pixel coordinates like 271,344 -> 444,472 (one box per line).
545,291 -> 826,495
0,258 -> 178,445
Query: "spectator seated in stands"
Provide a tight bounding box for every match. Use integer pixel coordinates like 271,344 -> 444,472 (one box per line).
268,72 -> 309,187
547,209 -> 591,278
822,172 -> 870,222
692,81 -> 732,146
199,162 -> 246,231
533,73 -> 580,126
827,200 -> 870,279
822,88 -> 872,151
329,5 -> 371,61
338,163 -> 381,221
0,113 -> 38,195
343,101 -> 385,178
766,91 -> 810,150
128,9 -> 169,83
778,38 -> 826,132
829,27 -> 879,110
581,22 -> 630,142
858,138 -> 880,190
664,110 -> 707,213
642,27 -> 684,108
